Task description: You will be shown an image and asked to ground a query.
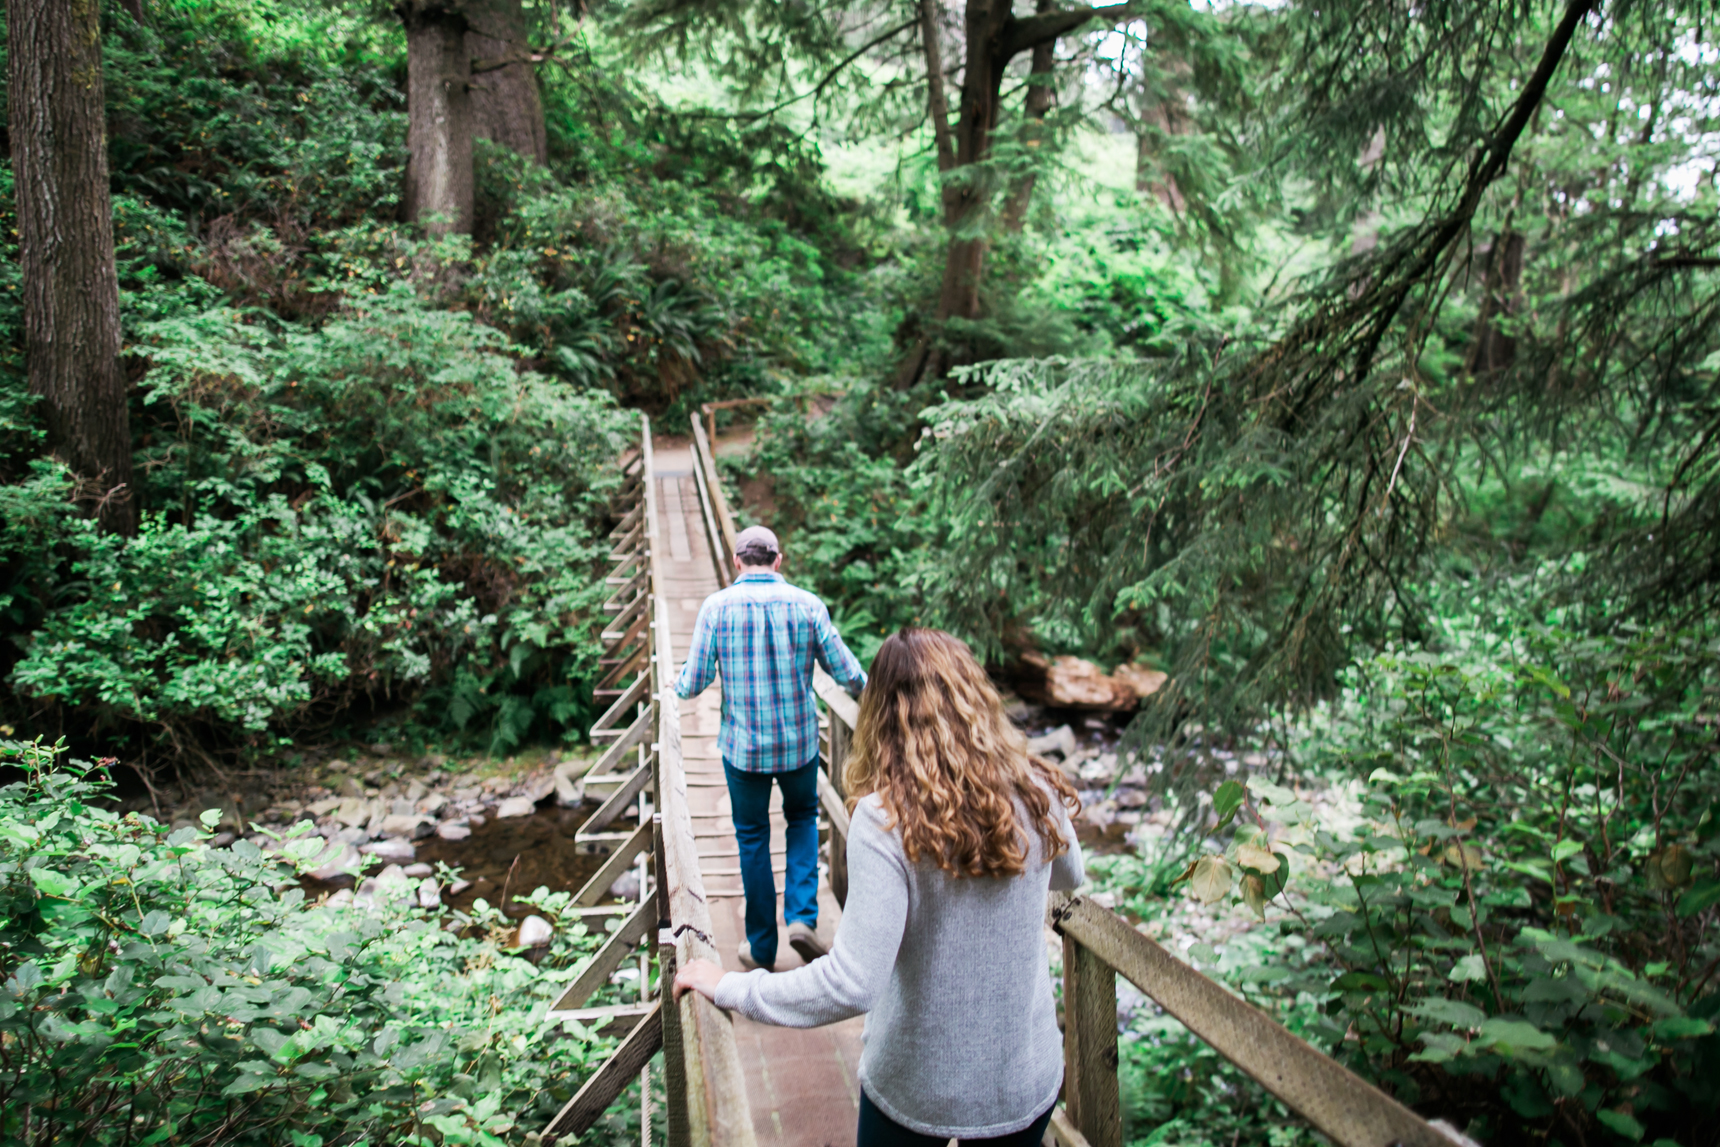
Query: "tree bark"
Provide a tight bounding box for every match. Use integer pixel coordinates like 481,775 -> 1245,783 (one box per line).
465,0 -> 546,165
1135,96 -> 1188,212
8,0 -> 135,534
1001,7 -> 1056,235
1467,229 -> 1525,376
400,1 -> 474,235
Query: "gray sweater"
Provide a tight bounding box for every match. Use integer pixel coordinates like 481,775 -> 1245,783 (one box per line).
712,788 -> 1085,1139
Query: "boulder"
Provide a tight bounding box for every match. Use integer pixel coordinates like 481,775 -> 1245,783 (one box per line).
1112,663 -> 1169,701
495,796 -> 536,819
435,822 -> 472,842
360,838 -> 415,862
517,915 -> 553,947
1016,653 -> 1135,710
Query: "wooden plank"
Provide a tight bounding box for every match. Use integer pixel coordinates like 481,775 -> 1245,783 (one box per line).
607,516 -> 645,560
817,767 -> 849,908
686,419 -> 733,589
1044,1106 -> 1093,1147
600,600 -> 650,661
688,415 -> 737,565
550,891 -> 660,1012
589,674 -> 650,739
601,566 -> 648,611
579,755 -> 657,838
606,499 -> 643,540
596,643 -> 647,692
813,666 -> 861,733
1062,933 -> 1121,1147
1049,894 -> 1452,1147
543,1002 -> 654,1038
601,585 -> 650,643
543,1001 -> 663,1140
571,819 -> 654,907
587,709 -> 653,776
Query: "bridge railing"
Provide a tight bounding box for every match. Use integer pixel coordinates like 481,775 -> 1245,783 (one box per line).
687,416 -> 1462,1147
542,414 -> 757,1147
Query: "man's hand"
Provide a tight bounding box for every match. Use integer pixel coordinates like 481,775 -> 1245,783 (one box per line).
673,958 -> 729,1001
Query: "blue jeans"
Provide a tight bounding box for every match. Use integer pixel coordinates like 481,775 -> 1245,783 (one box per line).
724,758 -> 820,968
858,1092 -> 1054,1147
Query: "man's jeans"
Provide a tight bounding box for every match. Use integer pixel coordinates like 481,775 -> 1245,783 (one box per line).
723,758 -> 820,968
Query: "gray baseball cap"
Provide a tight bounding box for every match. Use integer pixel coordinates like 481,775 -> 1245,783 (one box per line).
735,525 -> 780,563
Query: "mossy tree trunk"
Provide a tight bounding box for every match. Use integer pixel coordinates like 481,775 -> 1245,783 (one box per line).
7,0 -> 135,534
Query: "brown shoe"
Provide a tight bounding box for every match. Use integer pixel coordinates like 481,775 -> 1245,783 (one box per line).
788,921 -> 827,963
738,942 -> 774,972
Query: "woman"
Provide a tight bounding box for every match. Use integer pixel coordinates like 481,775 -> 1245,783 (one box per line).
675,627 -> 1084,1147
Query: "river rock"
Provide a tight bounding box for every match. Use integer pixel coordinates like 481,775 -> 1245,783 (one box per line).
554,773 -> 585,808
325,888 -> 354,907
517,915 -> 553,947
1115,786 -> 1149,809
608,870 -> 641,901
416,880 -> 442,910
378,813 -> 427,839
1026,725 -> 1078,759
304,797 -> 342,817
436,822 -> 472,841
403,862 -> 433,877
419,792 -> 448,816
495,796 -> 536,818
308,843 -> 362,881
360,838 -> 415,862
333,797 -> 370,827
338,775 -> 366,800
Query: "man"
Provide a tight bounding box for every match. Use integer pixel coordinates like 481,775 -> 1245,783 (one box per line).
676,524 -> 867,970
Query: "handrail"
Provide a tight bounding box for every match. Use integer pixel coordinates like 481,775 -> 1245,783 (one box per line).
685,416 -> 1460,1147
545,414 -> 757,1147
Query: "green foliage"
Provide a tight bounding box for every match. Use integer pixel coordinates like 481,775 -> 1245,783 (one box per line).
1094,601 -> 1720,1144
5,285 -> 631,752
0,739 -> 635,1146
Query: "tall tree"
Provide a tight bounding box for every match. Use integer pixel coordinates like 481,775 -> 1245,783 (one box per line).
8,0 -> 135,534
399,0 -> 475,234
467,0 -> 548,165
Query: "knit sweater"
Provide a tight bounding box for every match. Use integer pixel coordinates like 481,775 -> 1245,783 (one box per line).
711,786 -> 1085,1139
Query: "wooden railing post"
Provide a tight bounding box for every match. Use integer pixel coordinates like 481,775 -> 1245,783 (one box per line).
1062,935 -> 1121,1147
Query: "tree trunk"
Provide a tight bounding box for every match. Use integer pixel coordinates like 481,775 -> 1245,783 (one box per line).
8,0 -> 135,534
935,0 -> 1012,326
465,0 -> 546,165
401,2 -> 473,235
1001,2 -> 1056,234
1135,96 -> 1189,212
1467,229 -> 1525,376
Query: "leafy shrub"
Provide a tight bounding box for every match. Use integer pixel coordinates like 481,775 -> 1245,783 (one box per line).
1097,607 -> 1720,1145
5,286 -> 631,754
0,739 -> 639,1147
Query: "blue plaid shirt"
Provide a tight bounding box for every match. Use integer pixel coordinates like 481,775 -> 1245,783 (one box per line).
674,572 -> 867,773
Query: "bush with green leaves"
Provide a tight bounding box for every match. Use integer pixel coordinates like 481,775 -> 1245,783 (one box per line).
5,285 -> 632,754
1091,605 -> 1720,1145
0,738 -> 652,1147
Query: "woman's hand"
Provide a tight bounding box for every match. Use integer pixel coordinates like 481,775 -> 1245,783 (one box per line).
673,958 -> 729,1001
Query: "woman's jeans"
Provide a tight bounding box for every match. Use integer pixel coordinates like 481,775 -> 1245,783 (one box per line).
857,1092 -> 1054,1147
722,758 -> 820,968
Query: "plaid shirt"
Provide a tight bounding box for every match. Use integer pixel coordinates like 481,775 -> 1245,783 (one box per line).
674,572 -> 867,773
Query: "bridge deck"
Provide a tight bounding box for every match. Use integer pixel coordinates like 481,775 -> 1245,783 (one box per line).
654,438 -> 865,1147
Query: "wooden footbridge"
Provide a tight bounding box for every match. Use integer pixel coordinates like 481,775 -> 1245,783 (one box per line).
537,414 -> 1462,1147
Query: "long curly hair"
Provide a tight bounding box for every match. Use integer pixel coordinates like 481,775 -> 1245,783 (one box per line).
844,628 -> 1080,878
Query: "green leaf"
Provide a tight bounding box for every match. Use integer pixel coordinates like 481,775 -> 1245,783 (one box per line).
1449,954 -> 1488,983
1676,879 -> 1720,918
28,868 -> 80,898
1595,1109 -> 1645,1141
1409,998 -> 1487,1029
1211,781 -> 1246,831
199,809 -> 222,828
1476,1017 -> 1556,1052
1651,1016 -> 1714,1040
1550,839 -> 1583,863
